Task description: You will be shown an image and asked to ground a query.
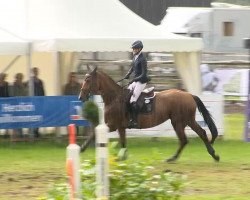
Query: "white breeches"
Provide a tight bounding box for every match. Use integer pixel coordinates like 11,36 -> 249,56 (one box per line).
128,81 -> 147,103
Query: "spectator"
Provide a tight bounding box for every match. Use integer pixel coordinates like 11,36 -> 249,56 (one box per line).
10,73 -> 28,97
63,72 -> 81,95
0,73 -> 9,97
29,67 -> 45,138
32,67 -> 45,96
10,73 -> 28,138
64,72 -> 81,135
200,64 -> 219,93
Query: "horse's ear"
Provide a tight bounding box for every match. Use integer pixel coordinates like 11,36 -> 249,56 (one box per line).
86,65 -> 91,72
92,66 -> 97,74
90,66 -> 97,75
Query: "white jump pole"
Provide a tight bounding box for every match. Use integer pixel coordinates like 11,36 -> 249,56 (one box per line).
94,95 -> 110,199
66,124 -> 81,199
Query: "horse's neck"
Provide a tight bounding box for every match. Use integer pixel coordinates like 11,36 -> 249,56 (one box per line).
102,88 -> 129,114
101,91 -> 119,105
99,78 -> 122,105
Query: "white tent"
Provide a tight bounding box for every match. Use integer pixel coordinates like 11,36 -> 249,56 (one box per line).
27,0 -> 203,94
0,0 -> 204,94
0,28 -> 33,94
0,28 -> 28,55
160,7 -> 211,34
29,0 -> 202,53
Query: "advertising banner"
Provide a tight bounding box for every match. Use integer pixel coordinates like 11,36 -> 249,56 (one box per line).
0,96 -> 89,129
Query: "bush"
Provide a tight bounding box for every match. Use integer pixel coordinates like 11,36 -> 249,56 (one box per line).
80,159 -> 185,200
83,101 -> 99,127
40,143 -> 186,200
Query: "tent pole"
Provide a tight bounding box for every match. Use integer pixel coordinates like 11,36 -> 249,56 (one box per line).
54,51 -> 62,95
54,51 -> 66,138
27,42 -> 34,96
27,42 -> 35,139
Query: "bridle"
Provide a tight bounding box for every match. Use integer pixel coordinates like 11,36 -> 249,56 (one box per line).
79,73 -> 95,101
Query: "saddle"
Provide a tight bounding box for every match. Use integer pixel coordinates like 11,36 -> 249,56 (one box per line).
128,87 -> 155,114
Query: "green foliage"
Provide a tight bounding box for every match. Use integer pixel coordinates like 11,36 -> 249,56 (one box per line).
83,101 -> 99,127
42,142 -> 185,200
39,183 -> 70,200
108,161 -> 185,200
43,159 -> 185,200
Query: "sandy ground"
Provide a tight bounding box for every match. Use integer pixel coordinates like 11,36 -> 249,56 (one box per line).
0,171 -> 64,200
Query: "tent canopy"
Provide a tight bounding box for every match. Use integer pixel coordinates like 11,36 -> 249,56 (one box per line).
160,7 -> 211,34
28,0 -> 203,52
0,0 -> 203,94
0,28 -> 28,55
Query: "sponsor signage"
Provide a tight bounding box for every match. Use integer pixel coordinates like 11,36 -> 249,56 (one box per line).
0,96 -> 89,129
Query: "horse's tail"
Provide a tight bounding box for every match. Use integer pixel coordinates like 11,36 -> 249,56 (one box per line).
192,95 -> 218,144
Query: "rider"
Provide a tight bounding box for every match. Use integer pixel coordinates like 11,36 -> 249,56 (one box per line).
123,40 -> 150,128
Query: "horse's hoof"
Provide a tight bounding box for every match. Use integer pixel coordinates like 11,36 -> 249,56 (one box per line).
214,155 -> 220,162
165,157 -> 176,163
117,148 -> 128,161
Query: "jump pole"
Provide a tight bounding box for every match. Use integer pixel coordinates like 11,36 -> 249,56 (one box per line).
66,124 -> 81,199
94,95 -> 110,199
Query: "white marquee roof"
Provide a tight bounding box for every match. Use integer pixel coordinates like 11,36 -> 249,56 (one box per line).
0,0 -> 203,94
0,0 -> 203,53
28,0 -> 203,52
0,28 -> 28,55
160,7 -> 211,34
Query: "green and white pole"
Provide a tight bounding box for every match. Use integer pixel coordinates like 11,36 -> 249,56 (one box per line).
94,95 -> 110,199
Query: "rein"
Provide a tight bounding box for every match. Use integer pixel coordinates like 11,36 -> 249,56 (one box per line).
121,83 -> 130,89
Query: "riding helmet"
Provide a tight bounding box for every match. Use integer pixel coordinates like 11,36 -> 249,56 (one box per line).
131,40 -> 143,49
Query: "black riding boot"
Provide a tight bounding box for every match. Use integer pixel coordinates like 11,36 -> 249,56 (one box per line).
128,102 -> 138,129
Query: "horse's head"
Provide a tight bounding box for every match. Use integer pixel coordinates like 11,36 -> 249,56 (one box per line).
78,66 -> 99,102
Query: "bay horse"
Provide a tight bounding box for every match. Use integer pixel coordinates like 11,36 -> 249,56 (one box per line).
78,67 -> 220,162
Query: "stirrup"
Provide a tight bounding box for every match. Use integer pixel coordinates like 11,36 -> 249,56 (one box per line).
127,120 -> 138,129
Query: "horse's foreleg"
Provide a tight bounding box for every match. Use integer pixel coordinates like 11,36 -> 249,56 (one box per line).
80,127 -> 95,152
118,128 -> 126,148
117,128 -> 127,160
166,122 -> 188,162
189,121 -> 220,162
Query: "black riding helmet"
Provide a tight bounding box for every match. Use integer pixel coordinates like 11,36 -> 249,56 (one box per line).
131,40 -> 143,49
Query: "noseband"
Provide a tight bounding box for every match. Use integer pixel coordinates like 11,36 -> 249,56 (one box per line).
79,73 -> 96,100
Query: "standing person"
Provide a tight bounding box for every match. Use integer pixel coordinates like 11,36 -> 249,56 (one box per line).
0,73 -> 9,97
30,67 -> 45,138
63,72 -> 81,95
64,72 -> 81,135
32,67 -> 45,96
10,73 -> 28,97
122,40 -> 150,128
200,64 -> 219,93
10,73 -> 28,138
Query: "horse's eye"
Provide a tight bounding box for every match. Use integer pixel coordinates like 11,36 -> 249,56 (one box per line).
84,76 -> 91,82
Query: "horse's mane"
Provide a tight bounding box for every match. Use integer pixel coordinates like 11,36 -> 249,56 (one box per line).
96,70 -> 130,104
97,70 -> 122,89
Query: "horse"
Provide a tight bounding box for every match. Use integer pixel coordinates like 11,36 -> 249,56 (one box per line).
78,67 -> 220,162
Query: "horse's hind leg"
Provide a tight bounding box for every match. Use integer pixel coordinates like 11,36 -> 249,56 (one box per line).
166,121 -> 188,162
189,120 -> 220,162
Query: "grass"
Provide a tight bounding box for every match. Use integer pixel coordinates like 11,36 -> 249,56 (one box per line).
0,113 -> 249,200
224,113 -> 245,140
126,138 -> 250,200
